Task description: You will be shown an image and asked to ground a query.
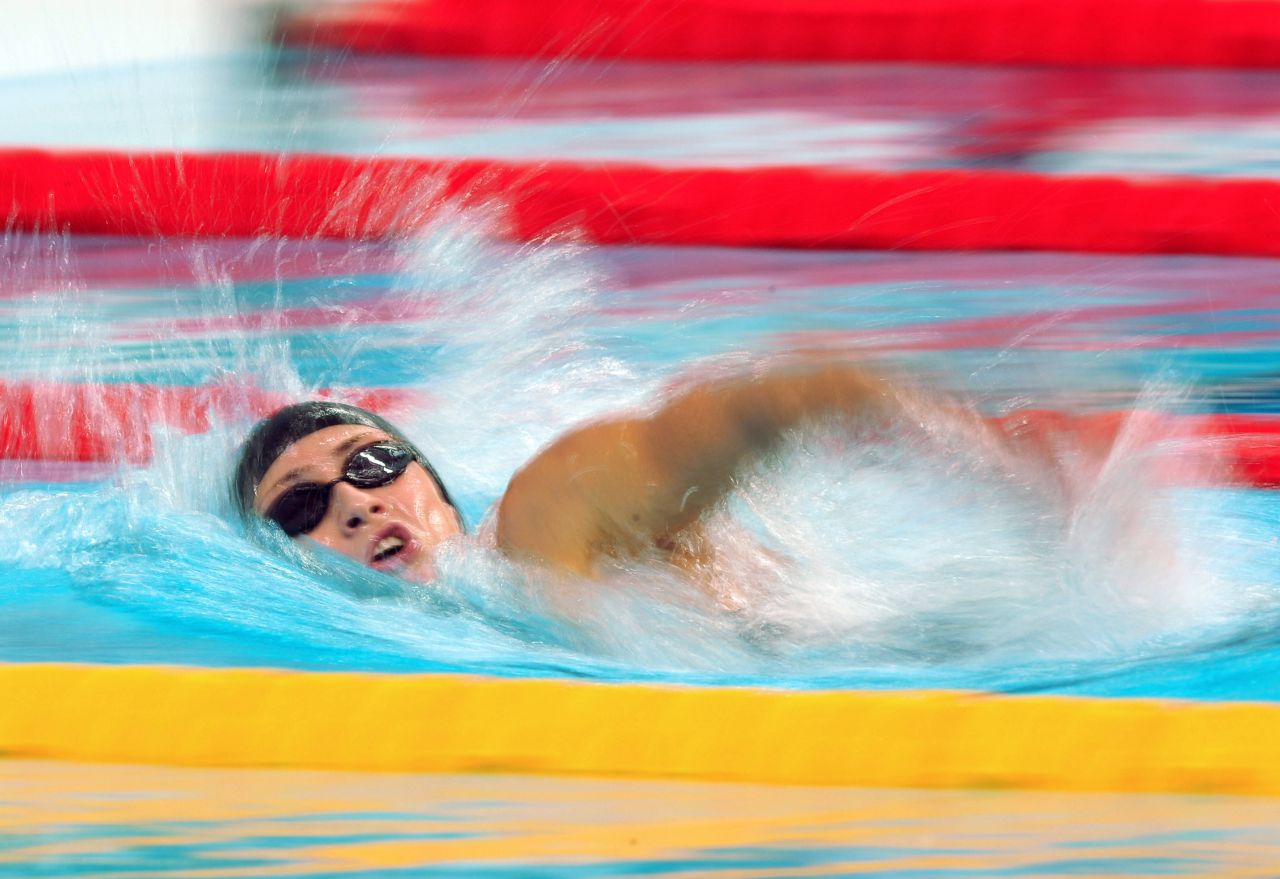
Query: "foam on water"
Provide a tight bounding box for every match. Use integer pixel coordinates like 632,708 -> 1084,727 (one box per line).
2,211 -> 1279,690
711,405 -> 1241,664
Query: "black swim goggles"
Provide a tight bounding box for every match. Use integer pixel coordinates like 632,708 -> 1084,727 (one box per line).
263,441 -> 417,537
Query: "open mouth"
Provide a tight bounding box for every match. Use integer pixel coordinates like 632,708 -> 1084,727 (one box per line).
371,535 -> 406,563
368,525 -> 416,570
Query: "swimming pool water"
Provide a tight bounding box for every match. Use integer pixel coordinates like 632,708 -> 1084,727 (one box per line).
9,54 -> 1280,178
9,30 -> 1280,877
3,231 -> 1280,701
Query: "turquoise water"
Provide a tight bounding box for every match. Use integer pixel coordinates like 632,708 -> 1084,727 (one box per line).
5,50 -> 1280,698
3,231 -> 1280,699
8,39 -> 1280,877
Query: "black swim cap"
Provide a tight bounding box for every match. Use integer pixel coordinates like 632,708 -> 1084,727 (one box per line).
232,400 -> 456,522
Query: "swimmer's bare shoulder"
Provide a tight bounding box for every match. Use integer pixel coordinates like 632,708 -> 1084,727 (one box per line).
494,358 -> 896,577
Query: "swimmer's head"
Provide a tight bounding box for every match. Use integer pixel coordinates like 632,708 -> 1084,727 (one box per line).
233,401 -> 462,581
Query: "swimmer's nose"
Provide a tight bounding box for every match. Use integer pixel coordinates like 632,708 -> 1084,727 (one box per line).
329,481 -> 384,531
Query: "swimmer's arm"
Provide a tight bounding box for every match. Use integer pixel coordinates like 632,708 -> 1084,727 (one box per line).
494,360 -> 896,576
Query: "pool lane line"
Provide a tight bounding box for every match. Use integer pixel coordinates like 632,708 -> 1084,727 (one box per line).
277,0 -> 1280,70
7,149 -> 1280,258
4,382 -> 1280,489
2,663 -> 1279,795
0,381 -> 422,464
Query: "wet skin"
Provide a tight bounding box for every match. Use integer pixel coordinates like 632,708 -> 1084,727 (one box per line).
253,360 -> 899,582
249,361 -> 1124,590
253,425 -> 463,581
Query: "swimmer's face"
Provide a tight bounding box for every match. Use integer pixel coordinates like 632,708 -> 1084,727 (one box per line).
253,424 -> 463,581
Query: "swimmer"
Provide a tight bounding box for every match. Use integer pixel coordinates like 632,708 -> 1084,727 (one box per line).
233,359 -> 949,584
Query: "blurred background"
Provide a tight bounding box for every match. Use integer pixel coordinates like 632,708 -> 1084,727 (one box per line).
6,0 -> 1280,876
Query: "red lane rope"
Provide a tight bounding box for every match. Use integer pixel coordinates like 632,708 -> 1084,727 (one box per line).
992,409 -> 1280,490
6,149 -> 1280,257
1,379 -> 1279,488
278,0 -> 1280,69
0,381 -> 420,464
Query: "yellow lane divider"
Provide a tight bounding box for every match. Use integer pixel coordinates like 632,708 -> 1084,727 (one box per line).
2,663 -> 1277,795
